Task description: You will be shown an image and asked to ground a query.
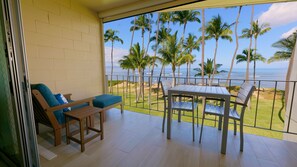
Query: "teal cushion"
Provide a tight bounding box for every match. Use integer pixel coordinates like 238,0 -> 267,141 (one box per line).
31,84 -> 64,124
68,100 -> 88,110
93,94 -> 122,108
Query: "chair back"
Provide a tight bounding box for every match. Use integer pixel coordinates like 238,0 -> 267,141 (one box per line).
161,80 -> 173,98
31,84 -> 62,129
31,90 -> 53,124
235,82 -> 255,106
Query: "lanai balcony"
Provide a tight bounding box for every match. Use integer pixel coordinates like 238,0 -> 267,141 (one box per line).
2,0 -> 296,166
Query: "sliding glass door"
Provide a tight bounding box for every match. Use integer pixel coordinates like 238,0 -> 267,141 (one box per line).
0,1 -> 22,165
0,0 -> 39,166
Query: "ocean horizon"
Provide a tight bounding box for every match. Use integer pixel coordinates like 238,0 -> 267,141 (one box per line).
106,67 -> 289,89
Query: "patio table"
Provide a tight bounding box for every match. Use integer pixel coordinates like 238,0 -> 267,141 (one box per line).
167,85 -> 231,154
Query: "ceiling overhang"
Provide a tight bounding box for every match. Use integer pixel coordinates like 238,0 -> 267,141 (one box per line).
74,0 -> 296,22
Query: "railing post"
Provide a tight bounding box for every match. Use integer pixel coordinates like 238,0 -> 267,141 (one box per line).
270,81 -> 278,130
287,82 -> 296,133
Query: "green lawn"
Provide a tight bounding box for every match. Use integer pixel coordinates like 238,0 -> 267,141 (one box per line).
109,81 -> 285,139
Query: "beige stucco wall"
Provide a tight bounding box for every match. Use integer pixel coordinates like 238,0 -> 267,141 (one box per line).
21,0 -> 104,100
283,39 -> 297,142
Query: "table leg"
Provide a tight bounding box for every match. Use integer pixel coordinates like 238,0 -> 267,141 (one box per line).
167,92 -> 172,139
221,96 -> 230,154
100,112 -> 104,140
65,116 -> 70,144
80,120 -> 85,152
86,117 -> 89,134
218,101 -> 224,130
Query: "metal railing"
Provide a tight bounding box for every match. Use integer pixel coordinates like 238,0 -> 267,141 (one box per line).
105,74 -> 297,138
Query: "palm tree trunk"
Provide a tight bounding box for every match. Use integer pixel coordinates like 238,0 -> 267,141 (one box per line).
186,62 -> 189,84
177,23 -> 187,85
211,40 -> 219,85
178,66 -> 181,84
133,70 -> 137,99
130,17 -> 136,50
201,9 -> 205,86
126,69 -> 130,98
149,13 -> 160,108
167,21 -> 170,30
149,63 -> 155,108
142,70 -> 144,102
226,6 -> 242,86
157,63 -> 165,90
129,17 -> 136,96
110,42 -> 114,93
172,66 -> 176,86
136,68 -> 142,102
246,5 -> 254,82
142,30 -> 145,52
182,23 -> 187,43
145,28 -> 152,56
254,38 -> 257,85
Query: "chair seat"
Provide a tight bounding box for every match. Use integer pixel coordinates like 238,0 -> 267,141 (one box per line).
204,104 -> 240,120
172,102 -> 198,111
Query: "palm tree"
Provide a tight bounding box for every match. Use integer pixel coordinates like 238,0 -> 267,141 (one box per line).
172,10 -> 200,83
268,31 -> 296,103
180,54 -> 195,84
158,31 -> 181,86
201,8 -> 205,85
236,49 -> 266,65
151,27 -> 171,87
160,12 -> 173,29
239,5 -> 254,82
150,27 -> 171,49
129,43 -> 150,102
176,54 -> 186,84
159,12 -> 172,78
145,13 -> 154,56
119,55 -> 135,98
149,13 -> 160,108
194,58 -> 225,81
183,33 -> 200,83
104,29 -> 123,93
205,14 -> 233,85
241,20 -> 271,83
226,6 -> 242,85
130,14 -> 152,51
268,32 -> 296,63
172,10 -> 200,43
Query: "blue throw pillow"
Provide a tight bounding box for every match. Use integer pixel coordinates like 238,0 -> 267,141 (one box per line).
54,94 -> 71,112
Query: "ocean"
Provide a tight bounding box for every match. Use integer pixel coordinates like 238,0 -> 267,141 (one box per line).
106,67 -> 289,89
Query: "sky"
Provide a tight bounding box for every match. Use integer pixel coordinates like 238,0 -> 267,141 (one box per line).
103,2 -> 297,71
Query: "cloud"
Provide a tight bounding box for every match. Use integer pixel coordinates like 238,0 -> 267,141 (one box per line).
104,47 -> 129,66
281,27 -> 297,38
258,2 -> 297,27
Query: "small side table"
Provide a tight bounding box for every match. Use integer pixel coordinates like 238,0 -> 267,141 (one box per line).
64,106 -> 103,152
